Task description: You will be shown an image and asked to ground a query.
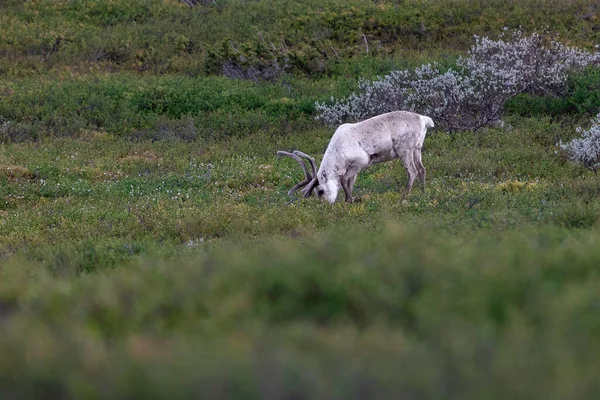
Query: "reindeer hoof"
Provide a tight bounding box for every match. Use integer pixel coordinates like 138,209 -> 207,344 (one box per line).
346,196 -> 363,204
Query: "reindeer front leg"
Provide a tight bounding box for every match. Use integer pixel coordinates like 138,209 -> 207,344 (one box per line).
341,161 -> 364,203
348,174 -> 357,194
341,177 -> 355,203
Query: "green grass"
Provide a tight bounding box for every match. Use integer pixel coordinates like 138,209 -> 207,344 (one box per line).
2,0 -> 600,397
1,0 -> 598,75
0,73 -> 324,141
2,116 -> 600,302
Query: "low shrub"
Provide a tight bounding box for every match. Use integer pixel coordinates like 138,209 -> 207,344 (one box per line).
561,113 -> 600,172
566,66 -> 600,116
315,29 -> 600,132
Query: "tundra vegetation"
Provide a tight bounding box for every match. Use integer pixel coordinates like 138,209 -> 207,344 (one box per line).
2,0 -> 600,397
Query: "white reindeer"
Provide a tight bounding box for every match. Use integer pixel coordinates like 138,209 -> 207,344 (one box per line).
277,111 -> 434,203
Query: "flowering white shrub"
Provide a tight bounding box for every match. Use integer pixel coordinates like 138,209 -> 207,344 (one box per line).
405,63 -> 511,132
316,28 -> 600,132
561,113 -> 600,172
460,29 -> 600,96
315,71 -> 410,124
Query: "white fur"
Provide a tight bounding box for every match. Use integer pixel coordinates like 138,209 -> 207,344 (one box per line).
315,111 -> 434,203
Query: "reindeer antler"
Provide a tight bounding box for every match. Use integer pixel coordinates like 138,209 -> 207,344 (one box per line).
277,150 -> 319,198
293,151 -> 319,198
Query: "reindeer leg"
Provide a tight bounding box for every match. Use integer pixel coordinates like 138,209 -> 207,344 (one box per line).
397,150 -> 417,198
343,174 -> 362,203
413,148 -> 426,192
341,177 -> 355,203
348,174 -> 357,193
342,158 -> 365,203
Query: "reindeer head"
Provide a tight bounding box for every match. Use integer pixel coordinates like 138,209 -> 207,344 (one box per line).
277,150 -> 326,201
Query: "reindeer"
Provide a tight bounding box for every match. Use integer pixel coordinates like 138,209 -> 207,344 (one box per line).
277,111 -> 434,203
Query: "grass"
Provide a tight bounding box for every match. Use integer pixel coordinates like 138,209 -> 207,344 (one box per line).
1,116 -> 595,261
2,116 -> 600,298
1,0 -> 598,76
2,0 -> 600,397
0,73 -> 323,141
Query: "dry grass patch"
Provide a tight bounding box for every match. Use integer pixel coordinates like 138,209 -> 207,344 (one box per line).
119,151 -> 162,164
0,165 -> 34,181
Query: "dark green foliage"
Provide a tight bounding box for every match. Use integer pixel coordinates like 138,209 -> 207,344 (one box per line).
203,39 -> 291,80
0,74 -> 322,141
506,67 -> 600,121
506,93 -> 573,119
567,66 -> 600,116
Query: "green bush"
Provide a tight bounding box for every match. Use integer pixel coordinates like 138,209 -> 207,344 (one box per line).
506,67 -> 600,120
567,66 -> 600,116
0,74 -> 322,141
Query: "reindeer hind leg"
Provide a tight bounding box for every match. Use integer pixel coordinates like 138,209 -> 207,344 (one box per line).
397,149 -> 418,198
413,148 -> 426,192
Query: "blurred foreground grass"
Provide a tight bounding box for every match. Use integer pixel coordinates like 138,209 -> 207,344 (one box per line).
2,223 -> 600,398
